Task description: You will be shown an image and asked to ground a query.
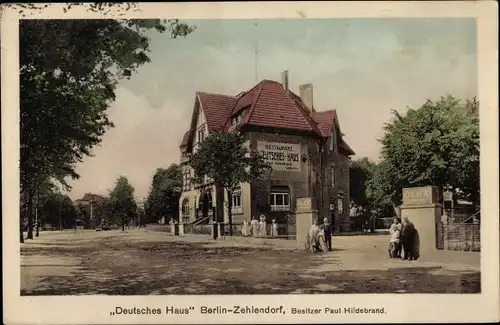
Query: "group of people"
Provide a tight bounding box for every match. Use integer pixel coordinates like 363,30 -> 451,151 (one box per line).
241,215 -> 279,238
388,216 -> 420,260
307,217 -> 333,253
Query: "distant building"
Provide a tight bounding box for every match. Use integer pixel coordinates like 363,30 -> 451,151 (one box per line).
178,72 -> 355,232
76,193 -> 106,205
75,193 -> 106,226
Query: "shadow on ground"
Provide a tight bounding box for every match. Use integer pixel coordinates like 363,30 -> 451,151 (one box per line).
21,238 -> 480,296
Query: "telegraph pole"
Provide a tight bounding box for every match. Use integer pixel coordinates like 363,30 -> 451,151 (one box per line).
254,21 -> 259,83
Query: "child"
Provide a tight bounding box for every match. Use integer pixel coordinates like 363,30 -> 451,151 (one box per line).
388,218 -> 402,258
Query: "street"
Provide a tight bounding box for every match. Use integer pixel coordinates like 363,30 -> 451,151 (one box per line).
21,229 -> 480,295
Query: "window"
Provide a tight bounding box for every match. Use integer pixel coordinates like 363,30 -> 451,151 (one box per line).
337,194 -> 344,215
230,109 -> 248,128
231,189 -> 242,214
331,165 -> 336,188
183,167 -> 192,191
197,126 -> 205,144
181,198 -> 190,216
270,186 -> 290,211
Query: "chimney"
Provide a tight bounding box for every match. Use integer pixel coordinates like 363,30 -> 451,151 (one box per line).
281,70 -> 289,91
299,83 -> 314,111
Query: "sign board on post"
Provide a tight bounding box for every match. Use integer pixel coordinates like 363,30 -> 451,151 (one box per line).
402,186 -> 440,206
257,141 -> 301,172
296,197 -> 316,212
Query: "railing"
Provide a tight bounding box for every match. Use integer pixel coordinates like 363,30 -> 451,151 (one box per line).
146,223 -> 172,234
437,222 -> 481,252
183,223 -> 212,235
270,205 -> 290,212
190,216 -> 210,226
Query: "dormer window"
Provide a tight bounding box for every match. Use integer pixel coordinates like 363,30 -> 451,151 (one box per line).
231,108 -> 248,127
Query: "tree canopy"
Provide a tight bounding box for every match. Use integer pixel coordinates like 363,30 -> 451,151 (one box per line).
189,131 -> 271,235
145,164 -> 182,223
108,176 -> 137,231
18,6 -> 195,239
349,157 -> 378,212
379,95 -> 480,205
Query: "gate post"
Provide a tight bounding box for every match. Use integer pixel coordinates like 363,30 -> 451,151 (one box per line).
400,186 -> 442,253
295,197 -> 318,250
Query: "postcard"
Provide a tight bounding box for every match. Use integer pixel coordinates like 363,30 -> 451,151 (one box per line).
2,1 -> 499,324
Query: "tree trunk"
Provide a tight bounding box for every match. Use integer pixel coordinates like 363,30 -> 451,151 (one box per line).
227,190 -> 233,236
122,215 -> 125,231
20,229 -> 24,243
26,192 -> 34,239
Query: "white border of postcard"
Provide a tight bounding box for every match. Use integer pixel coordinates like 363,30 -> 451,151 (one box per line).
2,1 -> 499,324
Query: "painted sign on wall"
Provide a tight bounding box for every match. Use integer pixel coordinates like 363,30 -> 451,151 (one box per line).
257,141 -> 301,172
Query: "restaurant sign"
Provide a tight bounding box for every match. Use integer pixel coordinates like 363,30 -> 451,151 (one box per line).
257,141 -> 301,172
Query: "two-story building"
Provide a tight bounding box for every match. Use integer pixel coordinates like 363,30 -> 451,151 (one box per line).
178,71 -> 355,232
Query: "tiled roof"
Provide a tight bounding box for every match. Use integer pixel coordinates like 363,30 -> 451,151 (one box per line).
197,92 -> 237,133
81,193 -> 106,204
244,80 -> 316,132
312,110 -> 336,137
339,139 -> 356,155
181,78 -> 355,155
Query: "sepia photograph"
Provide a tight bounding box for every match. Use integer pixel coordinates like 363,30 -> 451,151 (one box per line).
2,2 -> 499,324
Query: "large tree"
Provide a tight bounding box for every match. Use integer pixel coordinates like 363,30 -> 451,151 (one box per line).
41,193 -> 77,230
189,131 -> 271,236
108,176 -> 137,231
349,157 -> 378,212
145,164 -> 182,224
19,6 -> 194,239
379,95 -> 480,207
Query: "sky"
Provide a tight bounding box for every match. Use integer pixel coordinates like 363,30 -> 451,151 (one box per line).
65,18 -> 477,200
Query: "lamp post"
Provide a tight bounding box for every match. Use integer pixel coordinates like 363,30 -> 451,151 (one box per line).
59,195 -> 63,231
35,188 -> 39,237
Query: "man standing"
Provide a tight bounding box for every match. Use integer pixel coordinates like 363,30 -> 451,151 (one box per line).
322,217 -> 333,251
401,216 -> 416,260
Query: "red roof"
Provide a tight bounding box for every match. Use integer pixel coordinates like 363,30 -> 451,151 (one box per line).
180,78 -> 355,155
312,110 -> 336,137
80,193 -> 106,204
243,80 -> 316,132
197,92 -> 237,133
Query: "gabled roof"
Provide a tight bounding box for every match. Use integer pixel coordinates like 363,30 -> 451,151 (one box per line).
197,92 -> 237,133
242,80 -> 317,132
179,78 -> 355,156
339,139 -> 356,155
312,110 -> 336,137
312,110 -> 355,155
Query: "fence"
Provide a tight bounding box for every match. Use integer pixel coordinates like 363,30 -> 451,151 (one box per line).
219,222 -> 296,239
436,222 -> 481,252
173,222 -> 297,239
